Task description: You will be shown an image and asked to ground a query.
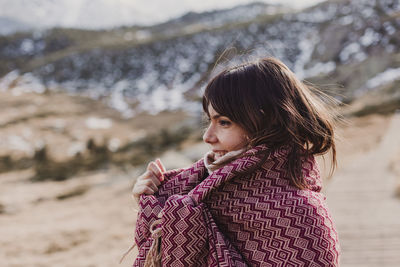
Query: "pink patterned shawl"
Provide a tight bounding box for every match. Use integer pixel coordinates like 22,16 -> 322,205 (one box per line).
133,145 -> 340,266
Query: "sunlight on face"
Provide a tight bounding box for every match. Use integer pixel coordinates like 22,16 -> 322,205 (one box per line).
203,105 -> 248,160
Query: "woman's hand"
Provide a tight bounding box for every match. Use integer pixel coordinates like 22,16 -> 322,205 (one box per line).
132,159 -> 166,204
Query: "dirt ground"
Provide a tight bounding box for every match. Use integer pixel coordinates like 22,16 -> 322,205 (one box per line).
0,108 -> 399,266
325,113 -> 400,267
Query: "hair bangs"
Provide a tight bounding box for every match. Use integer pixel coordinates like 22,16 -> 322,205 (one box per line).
203,70 -> 241,121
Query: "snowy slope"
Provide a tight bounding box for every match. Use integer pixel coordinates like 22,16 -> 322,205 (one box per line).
0,0 -> 399,116
0,0 -> 301,32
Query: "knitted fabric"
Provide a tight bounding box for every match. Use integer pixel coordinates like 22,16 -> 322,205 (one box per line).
133,145 -> 340,266
204,148 -> 246,173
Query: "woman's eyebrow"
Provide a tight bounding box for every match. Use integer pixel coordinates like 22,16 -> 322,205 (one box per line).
211,114 -> 221,120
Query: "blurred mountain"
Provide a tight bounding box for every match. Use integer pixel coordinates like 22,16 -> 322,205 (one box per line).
0,0 -> 399,116
0,0 -> 166,30
0,16 -> 34,35
150,2 -> 289,34
0,0 -> 289,32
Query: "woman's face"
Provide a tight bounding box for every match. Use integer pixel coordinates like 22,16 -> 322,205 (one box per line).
203,105 -> 248,160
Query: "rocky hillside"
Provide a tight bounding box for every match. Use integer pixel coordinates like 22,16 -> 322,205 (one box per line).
0,89 -> 202,180
0,0 -> 399,116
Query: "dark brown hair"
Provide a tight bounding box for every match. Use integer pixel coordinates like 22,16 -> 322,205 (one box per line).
202,57 -> 337,189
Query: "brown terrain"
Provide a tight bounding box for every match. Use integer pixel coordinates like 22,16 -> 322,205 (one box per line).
0,90 -> 399,266
326,112 -> 400,266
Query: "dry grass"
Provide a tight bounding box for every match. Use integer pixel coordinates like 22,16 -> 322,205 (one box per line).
0,90 -> 196,180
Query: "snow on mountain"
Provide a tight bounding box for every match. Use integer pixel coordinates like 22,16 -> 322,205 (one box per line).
0,16 -> 34,35
0,0 -> 153,30
0,0 -> 399,117
364,68 -> 400,91
161,2 -> 289,30
0,0 -> 323,34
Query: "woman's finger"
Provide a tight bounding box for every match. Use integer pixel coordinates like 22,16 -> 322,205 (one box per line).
134,185 -> 154,196
148,161 -> 163,182
132,183 -> 157,200
135,178 -> 158,192
135,170 -> 160,187
149,173 -> 161,186
155,158 -> 166,173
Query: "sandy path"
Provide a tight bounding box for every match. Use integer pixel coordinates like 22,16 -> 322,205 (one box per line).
1,113 -> 398,266
325,113 -> 400,267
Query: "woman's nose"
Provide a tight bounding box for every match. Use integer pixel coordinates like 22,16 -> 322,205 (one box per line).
203,125 -> 217,144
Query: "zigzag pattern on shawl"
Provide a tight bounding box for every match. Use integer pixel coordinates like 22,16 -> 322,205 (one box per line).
134,159 -> 210,265
133,145 -> 340,266
133,147 -> 263,266
134,159 -> 205,245
156,159 -> 207,204
203,147 -> 340,266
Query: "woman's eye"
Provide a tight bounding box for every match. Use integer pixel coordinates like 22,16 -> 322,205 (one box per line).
219,120 -> 231,126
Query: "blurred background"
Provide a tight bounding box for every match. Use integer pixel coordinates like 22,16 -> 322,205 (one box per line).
0,0 -> 399,266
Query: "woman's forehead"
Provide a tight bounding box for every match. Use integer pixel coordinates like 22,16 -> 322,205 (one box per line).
207,104 -> 222,117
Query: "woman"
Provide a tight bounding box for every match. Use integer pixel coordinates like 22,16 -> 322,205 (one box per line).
130,57 -> 340,266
